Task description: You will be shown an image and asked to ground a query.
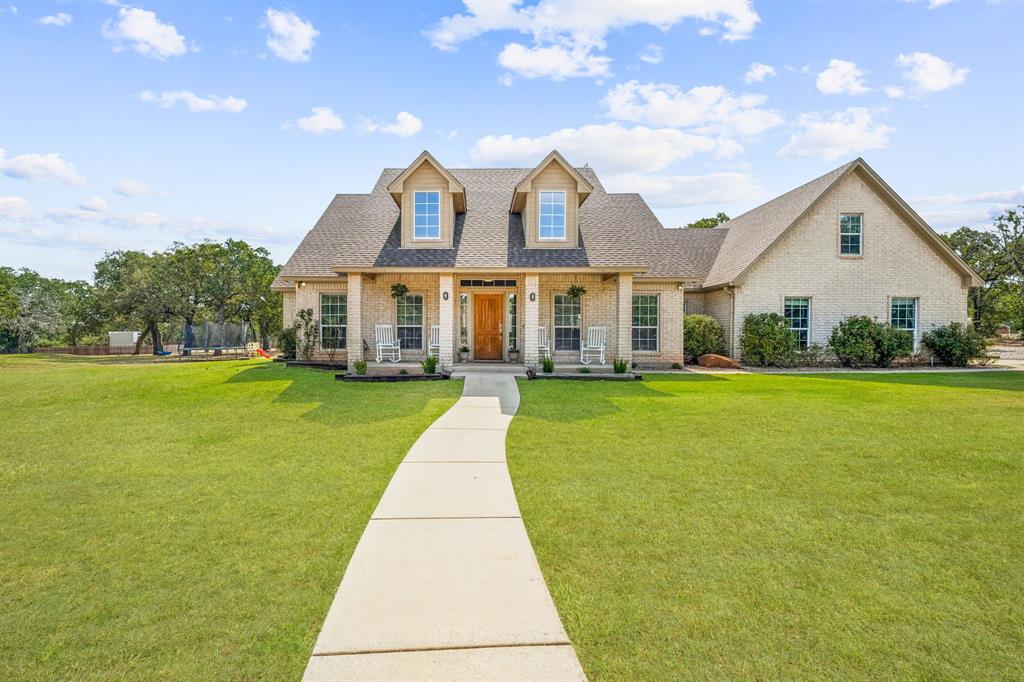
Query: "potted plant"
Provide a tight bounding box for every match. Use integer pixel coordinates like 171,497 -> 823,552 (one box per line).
458,345 -> 469,362
390,282 -> 409,299
565,283 -> 587,299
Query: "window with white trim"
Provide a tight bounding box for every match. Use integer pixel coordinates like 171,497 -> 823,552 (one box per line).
413,191 -> 440,239
539,191 -> 566,240
783,297 -> 810,350
508,293 -> 518,351
840,213 -> 862,255
553,294 -> 580,350
631,294 -> 659,351
396,293 -> 424,349
320,293 -> 347,350
459,293 -> 469,349
890,297 -> 917,337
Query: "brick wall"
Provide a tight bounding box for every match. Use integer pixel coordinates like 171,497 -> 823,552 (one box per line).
362,273 -> 441,362
729,170 -> 969,353
288,280 -> 348,361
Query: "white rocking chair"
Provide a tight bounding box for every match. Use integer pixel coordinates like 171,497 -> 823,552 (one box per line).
427,325 -> 440,358
537,326 -> 551,359
580,326 -> 607,365
375,324 -> 401,363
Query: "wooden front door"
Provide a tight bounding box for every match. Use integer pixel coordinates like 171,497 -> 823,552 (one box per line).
473,294 -> 503,360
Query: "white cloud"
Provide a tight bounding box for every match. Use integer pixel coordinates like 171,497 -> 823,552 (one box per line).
425,0 -> 759,80
361,111 -> 424,138
139,90 -> 248,113
264,8 -> 318,63
289,106 -> 344,135
0,148 -> 86,186
885,85 -> 906,99
604,81 -> 784,138
113,177 -> 161,197
497,42 -> 610,79
472,122 -> 722,174
920,208 -> 1001,231
0,196 -> 35,222
744,62 -> 776,83
79,196 -> 109,212
895,52 -> 968,93
928,0 -> 954,8
38,12 -> 71,26
102,7 -> 190,60
638,43 -> 663,65
779,108 -> 893,160
604,171 -> 770,208
816,59 -> 870,95
910,189 -> 1023,205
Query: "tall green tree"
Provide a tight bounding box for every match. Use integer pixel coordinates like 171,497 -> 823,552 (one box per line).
94,251 -> 177,354
942,227 -> 1009,333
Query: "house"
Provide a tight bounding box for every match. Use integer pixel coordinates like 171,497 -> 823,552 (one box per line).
272,152 -> 981,366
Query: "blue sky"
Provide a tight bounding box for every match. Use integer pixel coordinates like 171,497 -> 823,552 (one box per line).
1,0 -> 1022,280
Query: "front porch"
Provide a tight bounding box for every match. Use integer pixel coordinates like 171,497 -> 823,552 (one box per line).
286,270 -> 686,369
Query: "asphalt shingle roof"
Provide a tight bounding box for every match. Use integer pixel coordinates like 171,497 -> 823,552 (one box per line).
273,158 -> 872,290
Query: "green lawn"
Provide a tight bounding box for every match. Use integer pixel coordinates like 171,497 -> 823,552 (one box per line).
0,355 -> 461,681
508,372 -> 1024,680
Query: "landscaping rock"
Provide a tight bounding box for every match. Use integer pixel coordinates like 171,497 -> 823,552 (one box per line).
697,353 -> 741,369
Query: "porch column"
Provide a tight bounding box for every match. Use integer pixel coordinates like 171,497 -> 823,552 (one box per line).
438,273 -> 455,367
347,273 -> 363,362
524,273 -> 539,366
616,273 -> 633,364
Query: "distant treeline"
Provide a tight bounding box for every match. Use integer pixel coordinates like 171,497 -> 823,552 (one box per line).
1,240 -> 282,354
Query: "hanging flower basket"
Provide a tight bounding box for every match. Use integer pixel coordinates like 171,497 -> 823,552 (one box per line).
565,284 -> 587,299
390,282 -> 409,299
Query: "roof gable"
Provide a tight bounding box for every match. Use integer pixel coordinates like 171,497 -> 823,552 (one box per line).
386,150 -> 466,212
702,158 -> 982,288
510,149 -> 593,213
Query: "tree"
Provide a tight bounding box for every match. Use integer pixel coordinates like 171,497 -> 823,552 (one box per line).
942,227 -> 1008,333
94,250 -> 177,354
7,287 -> 62,353
992,206 -> 1024,283
684,212 -> 730,229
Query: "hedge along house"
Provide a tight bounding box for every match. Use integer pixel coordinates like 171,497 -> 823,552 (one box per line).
682,158 -> 982,356
273,153 -> 981,366
272,150 -> 697,367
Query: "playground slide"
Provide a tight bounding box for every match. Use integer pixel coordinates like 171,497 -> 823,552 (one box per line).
255,348 -> 271,358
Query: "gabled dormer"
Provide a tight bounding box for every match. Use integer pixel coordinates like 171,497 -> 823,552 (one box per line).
510,150 -> 593,249
387,151 -> 465,249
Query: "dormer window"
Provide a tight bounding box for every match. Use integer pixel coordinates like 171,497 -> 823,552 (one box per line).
414,190 -> 441,240
539,190 -> 566,240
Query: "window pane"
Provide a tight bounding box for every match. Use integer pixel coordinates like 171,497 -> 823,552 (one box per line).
397,294 -> 423,348
539,191 -> 566,239
891,298 -> 917,331
783,297 -> 810,350
554,294 -> 581,350
839,214 -> 862,255
320,294 -> 347,350
414,191 -> 440,239
631,294 -> 658,351
508,294 -> 517,351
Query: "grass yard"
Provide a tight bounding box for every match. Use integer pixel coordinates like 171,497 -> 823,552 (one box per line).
0,355 -> 461,681
508,372 -> 1024,680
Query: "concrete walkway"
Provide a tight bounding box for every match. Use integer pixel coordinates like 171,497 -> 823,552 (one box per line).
303,374 -> 586,682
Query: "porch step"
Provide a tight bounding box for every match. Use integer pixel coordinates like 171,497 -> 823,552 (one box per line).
451,363 -> 528,377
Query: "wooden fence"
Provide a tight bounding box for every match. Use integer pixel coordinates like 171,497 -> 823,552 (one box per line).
33,344 -> 181,356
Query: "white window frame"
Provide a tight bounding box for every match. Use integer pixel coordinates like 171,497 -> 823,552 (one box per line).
395,292 -> 425,350
319,293 -> 347,350
631,294 -> 660,352
507,293 -> 518,352
553,293 -> 581,351
783,297 -> 811,350
413,190 -> 442,241
890,296 -> 918,345
538,190 -> 567,241
839,213 -> 863,257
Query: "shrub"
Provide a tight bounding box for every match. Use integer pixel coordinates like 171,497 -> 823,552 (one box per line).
294,309 -> 319,361
279,326 -> 297,359
541,356 -> 554,373
421,356 -> 438,374
683,314 -> 726,362
613,358 -> 628,373
578,367 -> 590,374
671,362 -> 682,370
740,313 -> 796,367
872,323 -> 914,368
793,343 -> 834,368
353,360 -> 367,375
922,322 -> 989,366
828,316 -> 913,368
828,316 -> 876,368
